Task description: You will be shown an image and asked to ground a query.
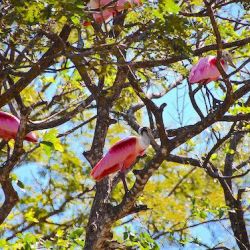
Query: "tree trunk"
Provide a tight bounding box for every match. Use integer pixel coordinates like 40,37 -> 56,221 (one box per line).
226,198 -> 250,250
223,132 -> 250,250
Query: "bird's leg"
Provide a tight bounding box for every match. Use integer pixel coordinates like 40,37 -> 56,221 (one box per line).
203,86 -> 213,111
204,85 -> 222,109
201,88 -> 211,114
7,142 -> 10,160
119,169 -> 129,194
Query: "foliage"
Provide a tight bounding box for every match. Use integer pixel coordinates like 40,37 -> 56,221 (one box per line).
0,0 -> 249,249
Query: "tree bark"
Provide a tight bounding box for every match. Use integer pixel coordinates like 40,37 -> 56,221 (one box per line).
223,132 -> 250,250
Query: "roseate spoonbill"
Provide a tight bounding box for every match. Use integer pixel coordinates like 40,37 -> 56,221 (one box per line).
87,0 -> 141,24
0,111 -> 38,143
189,51 -> 235,106
91,127 -> 152,192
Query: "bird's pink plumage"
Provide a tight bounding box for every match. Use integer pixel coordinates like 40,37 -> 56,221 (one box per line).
189,56 -> 228,84
88,0 -> 141,23
93,9 -> 117,24
91,136 -> 140,181
0,111 -> 38,142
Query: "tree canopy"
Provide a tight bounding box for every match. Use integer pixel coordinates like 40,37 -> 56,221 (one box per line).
0,0 -> 249,249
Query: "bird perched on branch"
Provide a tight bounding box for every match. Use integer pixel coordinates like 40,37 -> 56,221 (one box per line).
189,51 -> 235,84
91,127 -> 152,193
0,111 -> 38,143
86,0 -> 141,24
189,51 -> 235,106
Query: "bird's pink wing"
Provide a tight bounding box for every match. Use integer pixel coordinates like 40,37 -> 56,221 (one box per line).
189,56 -> 220,84
0,111 -> 38,142
91,136 -> 137,181
93,9 -> 116,23
116,0 -> 141,11
88,0 -> 111,9
0,112 -> 20,140
88,0 -> 116,23
25,131 -> 38,143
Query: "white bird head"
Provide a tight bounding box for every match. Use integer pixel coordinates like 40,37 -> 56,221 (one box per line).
221,51 -> 236,68
138,127 -> 152,148
138,127 -> 151,136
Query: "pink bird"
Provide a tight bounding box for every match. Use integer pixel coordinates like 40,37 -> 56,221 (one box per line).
91,127 -> 151,192
0,111 -> 38,143
188,51 -> 235,106
189,51 -> 234,84
87,0 -> 141,24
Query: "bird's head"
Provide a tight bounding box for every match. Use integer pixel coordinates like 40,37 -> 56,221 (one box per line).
221,51 -> 236,68
138,127 -> 151,137
138,127 -> 152,148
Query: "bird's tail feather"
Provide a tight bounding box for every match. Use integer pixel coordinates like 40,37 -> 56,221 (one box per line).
91,162 -> 120,181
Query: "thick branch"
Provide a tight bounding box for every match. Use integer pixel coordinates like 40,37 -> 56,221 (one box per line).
0,178 -> 19,224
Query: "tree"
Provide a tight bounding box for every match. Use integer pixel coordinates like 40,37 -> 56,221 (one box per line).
0,0 -> 249,249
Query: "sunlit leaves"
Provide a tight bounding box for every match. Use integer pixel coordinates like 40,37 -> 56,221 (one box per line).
68,228 -> 84,239
0,239 -> 8,249
211,153 -> 218,160
41,129 -> 64,157
152,0 -> 180,23
190,0 -> 203,5
160,0 -> 180,14
6,0 -> 88,26
139,164 -> 225,235
123,227 -> 160,250
16,2 -> 45,24
25,209 -> 39,223
229,105 -> 250,115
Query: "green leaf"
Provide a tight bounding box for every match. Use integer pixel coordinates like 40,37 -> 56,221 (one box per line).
24,242 -> 32,250
74,238 -> 85,247
71,15 -> 80,25
76,4 -> 84,8
10,173 -> 18,182
40,141 -> 54,147
124,231 -> 129,240
0,239 -> 7,248
25,210 -> 39,223
211,153 -> 218,160
218,209 -> 224,218
17,180 -> 25,189
23,233 -> 38,244
69,228 -> 84,239
41,129 -> 64,156
53,141 -> 64,152
56,229 -> 64,238
161,0 -> 180,14
227,149 -> 235,155
199,210 -> 207,219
